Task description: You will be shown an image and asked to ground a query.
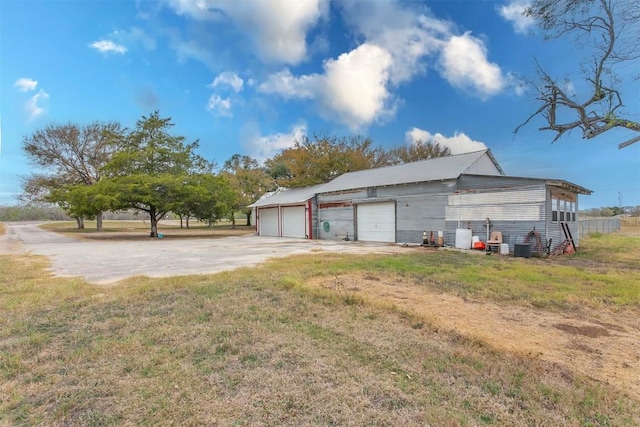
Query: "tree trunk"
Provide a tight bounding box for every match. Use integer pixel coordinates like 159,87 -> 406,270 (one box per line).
76,217 -> 85,229
186,216 -> 190,228
149,207 -> 158,237
179,215 -> 184,228
96,211 -> 103,232
231,214 -> 236,229
246,210 -> 252,227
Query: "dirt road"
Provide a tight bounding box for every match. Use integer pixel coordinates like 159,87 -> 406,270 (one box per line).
0,222 -> 405,284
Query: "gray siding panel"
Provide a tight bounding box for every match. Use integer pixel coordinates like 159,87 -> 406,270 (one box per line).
317,206 -> 354,240
457,175 -> 545,190
445,220 -> 547,253
310,197 -> 319,240
396,194 -> 447,244
317,189 -> 367,203
376,180 -> 456,197
445,180 -> 549,252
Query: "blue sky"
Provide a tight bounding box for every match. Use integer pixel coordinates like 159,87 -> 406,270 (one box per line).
1,0 -> 639,208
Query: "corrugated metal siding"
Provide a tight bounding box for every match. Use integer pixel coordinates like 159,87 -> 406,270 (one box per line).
457,175 -> 541,190
317,206 -> 354,240
463,155 -> 503,175
317,189 -> 367,203
446,187 -> 546,222
444,181 -> 549,252
376,180 -> 456,197
312,176 -> 585,249
396,194 -> 447,244
310,197 -> 319,240
317,181 -> 453,244
445,220 -> 547,252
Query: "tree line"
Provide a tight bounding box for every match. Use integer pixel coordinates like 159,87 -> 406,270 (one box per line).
19,111 -> 450,236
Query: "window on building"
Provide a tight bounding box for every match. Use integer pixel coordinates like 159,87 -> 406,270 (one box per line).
552,195 -> 576,223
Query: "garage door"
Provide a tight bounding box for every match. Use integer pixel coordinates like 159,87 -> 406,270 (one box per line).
259,207 -> 279,236
357,202 -> 396,243
281,206 -> 306,238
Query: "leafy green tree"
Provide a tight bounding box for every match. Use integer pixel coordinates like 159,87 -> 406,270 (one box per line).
189,174 -> 235,226
20,121 -> 124,230
100,112 -> 213,237
170,174 -> 234,227
264,135 -> 387,188
222,154 -> 276,227
264,135 -> 452,188
49,183 -> 119,224
517,0 -> 640,149
385,140 -> 451,165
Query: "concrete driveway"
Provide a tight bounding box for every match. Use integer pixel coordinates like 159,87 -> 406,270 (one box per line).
0,222 -> 407,284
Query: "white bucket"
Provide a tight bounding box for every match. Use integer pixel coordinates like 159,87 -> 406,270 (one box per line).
500,243 -> 509,255
455,229 -> 472,249
472,236 -> 480,244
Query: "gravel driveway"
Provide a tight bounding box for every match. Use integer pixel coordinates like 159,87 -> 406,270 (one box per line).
0,222 -> 406,284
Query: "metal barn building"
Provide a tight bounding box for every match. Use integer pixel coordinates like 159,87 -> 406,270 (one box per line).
251,150 -> 591,252
250,185 -> 322,239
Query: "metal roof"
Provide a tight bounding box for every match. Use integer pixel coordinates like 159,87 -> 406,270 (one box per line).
318,150 -> 502,193
248,184 -> 325,208
545,179 -> 592,195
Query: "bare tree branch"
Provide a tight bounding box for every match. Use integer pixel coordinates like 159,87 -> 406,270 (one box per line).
517,0 -> 640,149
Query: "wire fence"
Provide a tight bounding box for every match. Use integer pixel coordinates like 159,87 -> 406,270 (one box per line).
577,217 -> 621,238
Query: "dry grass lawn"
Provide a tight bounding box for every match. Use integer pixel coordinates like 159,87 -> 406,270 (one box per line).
0,223 -> 639,425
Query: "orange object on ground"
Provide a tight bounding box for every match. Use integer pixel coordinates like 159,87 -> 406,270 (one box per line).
473,241 -> 486,250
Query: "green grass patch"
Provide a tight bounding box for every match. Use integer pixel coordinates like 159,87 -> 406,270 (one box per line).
1,248 -> 639,425
275,245 -> 639,310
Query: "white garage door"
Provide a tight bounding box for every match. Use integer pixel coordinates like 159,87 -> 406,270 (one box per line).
281,206 -> 306,238
357,202 -> 396,243
259,207 -> 279,236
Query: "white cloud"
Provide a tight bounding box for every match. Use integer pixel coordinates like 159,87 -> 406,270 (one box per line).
254,1 -> 508,130
258,43 -> 395,131
438,32 -> 505,99
89,27 -> 155,57
498,0 -> 535,34
339,1 -> 448,85
245,122 -> 307,162
206,95 -> 232,117
341,1 -> 509,98
89,40 -> 128,54
210,72 -> 244,92
166,0 -> 328,64
14,78 -> 38,92
320,43 -> 395,129
405,128 -> 487,155
25,90 -> 49,121
258,69 -> 318,99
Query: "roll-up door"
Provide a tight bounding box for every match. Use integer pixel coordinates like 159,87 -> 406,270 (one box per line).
282,206 -> 306,238
356,202 -> 395,242
259,207 -> 279,236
